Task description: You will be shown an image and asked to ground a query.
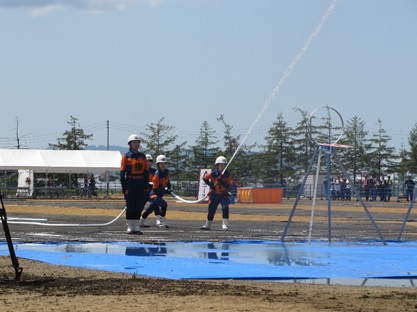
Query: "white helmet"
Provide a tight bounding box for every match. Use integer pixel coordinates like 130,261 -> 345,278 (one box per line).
156,155 -> 167,164
127,134 -> 140,145
146,154 -> 153,161
215,156 -> 227,165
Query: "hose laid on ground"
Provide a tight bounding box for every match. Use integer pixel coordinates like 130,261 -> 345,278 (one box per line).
8,218 -> 48,221
7,207 -> 126,227
8,191 -> 206,227
170,190 -> 208,204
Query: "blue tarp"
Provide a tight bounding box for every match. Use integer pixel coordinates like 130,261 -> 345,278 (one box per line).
1,240 -> 417,280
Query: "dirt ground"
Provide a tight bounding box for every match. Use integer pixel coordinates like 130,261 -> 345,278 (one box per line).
1,196 -> 417,311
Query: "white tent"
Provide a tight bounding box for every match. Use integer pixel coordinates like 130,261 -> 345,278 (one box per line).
0,149 -> 122,174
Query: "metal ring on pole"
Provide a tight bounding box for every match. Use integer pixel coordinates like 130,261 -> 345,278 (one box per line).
307,106 -> 344,146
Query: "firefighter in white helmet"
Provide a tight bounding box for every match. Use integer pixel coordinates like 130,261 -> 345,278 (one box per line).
120,134 -> 149,234
140,155 -> 172,228
139,154 -> 156,228
201,156 -> 232,231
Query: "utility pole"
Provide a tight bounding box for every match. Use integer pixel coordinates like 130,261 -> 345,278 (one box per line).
15,117 -> 31,150
107,120 -> 110,151
15,117 -> 20,149
106,120 -> 110,197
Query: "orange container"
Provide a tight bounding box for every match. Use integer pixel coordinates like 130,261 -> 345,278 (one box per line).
237,187 -> 283,204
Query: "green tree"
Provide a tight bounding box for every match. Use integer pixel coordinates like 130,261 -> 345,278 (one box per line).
262,112 -> 295,186
400,123 -> 417,176
188,121 -> 220,180
49,116 -> 93,150
141,117 -> 181,158
291,108 -> 313,179
169,142 -> 189,182
310,106 -> 344,145
216,114 -> 253,186
397,145 -> 409,183
367,119 -> 398,177
340,116 -> 371,184
48,116 -> 93,188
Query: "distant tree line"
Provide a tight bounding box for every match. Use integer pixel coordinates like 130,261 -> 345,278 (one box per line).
50,110 -> 417,188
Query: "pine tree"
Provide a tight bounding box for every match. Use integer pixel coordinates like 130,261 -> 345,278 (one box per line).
188,121 -> 220,180
169,142 -> 188,182
367,119 -> 398,177
216,114 -> 252,186
141,117 -> 180,158
400,123 -> 417,175
340,116 -> 371,184
263,112 -> 295,186
49,116 -> 93,150
291,108 -> 314,178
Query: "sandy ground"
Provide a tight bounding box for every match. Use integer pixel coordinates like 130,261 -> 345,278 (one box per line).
1,196 -> 417,311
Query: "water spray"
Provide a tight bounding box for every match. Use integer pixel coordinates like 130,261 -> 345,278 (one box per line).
223,0 -> 338,173
172,1 -> 338,204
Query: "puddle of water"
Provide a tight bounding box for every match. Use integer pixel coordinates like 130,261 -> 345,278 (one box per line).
274,278 -> 417,287
1,240 -> 416,287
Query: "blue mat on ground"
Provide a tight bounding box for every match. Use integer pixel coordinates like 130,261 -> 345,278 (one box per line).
1,240 -> 417,280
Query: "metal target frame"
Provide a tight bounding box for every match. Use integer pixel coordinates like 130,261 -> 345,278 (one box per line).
307,105 -> 345,145
281,106 -> 386,244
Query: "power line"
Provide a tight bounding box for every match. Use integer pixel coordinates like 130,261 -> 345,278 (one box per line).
0,118 -> 410,150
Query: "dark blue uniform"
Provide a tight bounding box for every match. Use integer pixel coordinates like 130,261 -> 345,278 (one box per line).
142,169 -> 171,220
203,169 -> 232,221
120,150 -> 149,220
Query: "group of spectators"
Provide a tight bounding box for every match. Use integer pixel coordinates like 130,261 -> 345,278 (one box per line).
360,174 -> 417,202
70,175 -> 97,198
361,174 -> 393,202
324,176 -> 352,201
83,175 -> 97,197
323,174 -> 416,202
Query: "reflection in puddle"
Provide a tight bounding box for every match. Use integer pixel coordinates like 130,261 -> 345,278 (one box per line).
1,240 -> 417,287
276,278 -> 417,288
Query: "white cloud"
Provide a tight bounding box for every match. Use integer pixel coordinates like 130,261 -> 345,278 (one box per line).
30,4 -> 63,17
0,0 -> 163,15
148,0 -> 163,7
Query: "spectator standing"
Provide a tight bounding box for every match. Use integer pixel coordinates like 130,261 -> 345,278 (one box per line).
330,178 -> 336,200
335,176 -> 341,200
377,176 -> 385,202
384,176 -> 392,202
340,177 -> 347,200
345,178 -> 351,201
89,175 -> 97,197
83,176 -> 89,197
404,176 -> 415,202
362,174 -> 370,201
369,176 -> 377,201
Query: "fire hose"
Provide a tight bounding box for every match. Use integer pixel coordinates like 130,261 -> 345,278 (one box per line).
8,207 -> 126,227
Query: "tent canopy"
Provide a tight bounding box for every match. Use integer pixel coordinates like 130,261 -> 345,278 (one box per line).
0,149 -> 122,174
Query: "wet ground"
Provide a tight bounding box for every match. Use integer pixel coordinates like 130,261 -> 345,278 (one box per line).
2,239 -> 417,284
2,196 -> 417,286
3,196 -> 416,243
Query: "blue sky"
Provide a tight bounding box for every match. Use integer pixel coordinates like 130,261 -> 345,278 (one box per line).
0,0 -> 416,152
